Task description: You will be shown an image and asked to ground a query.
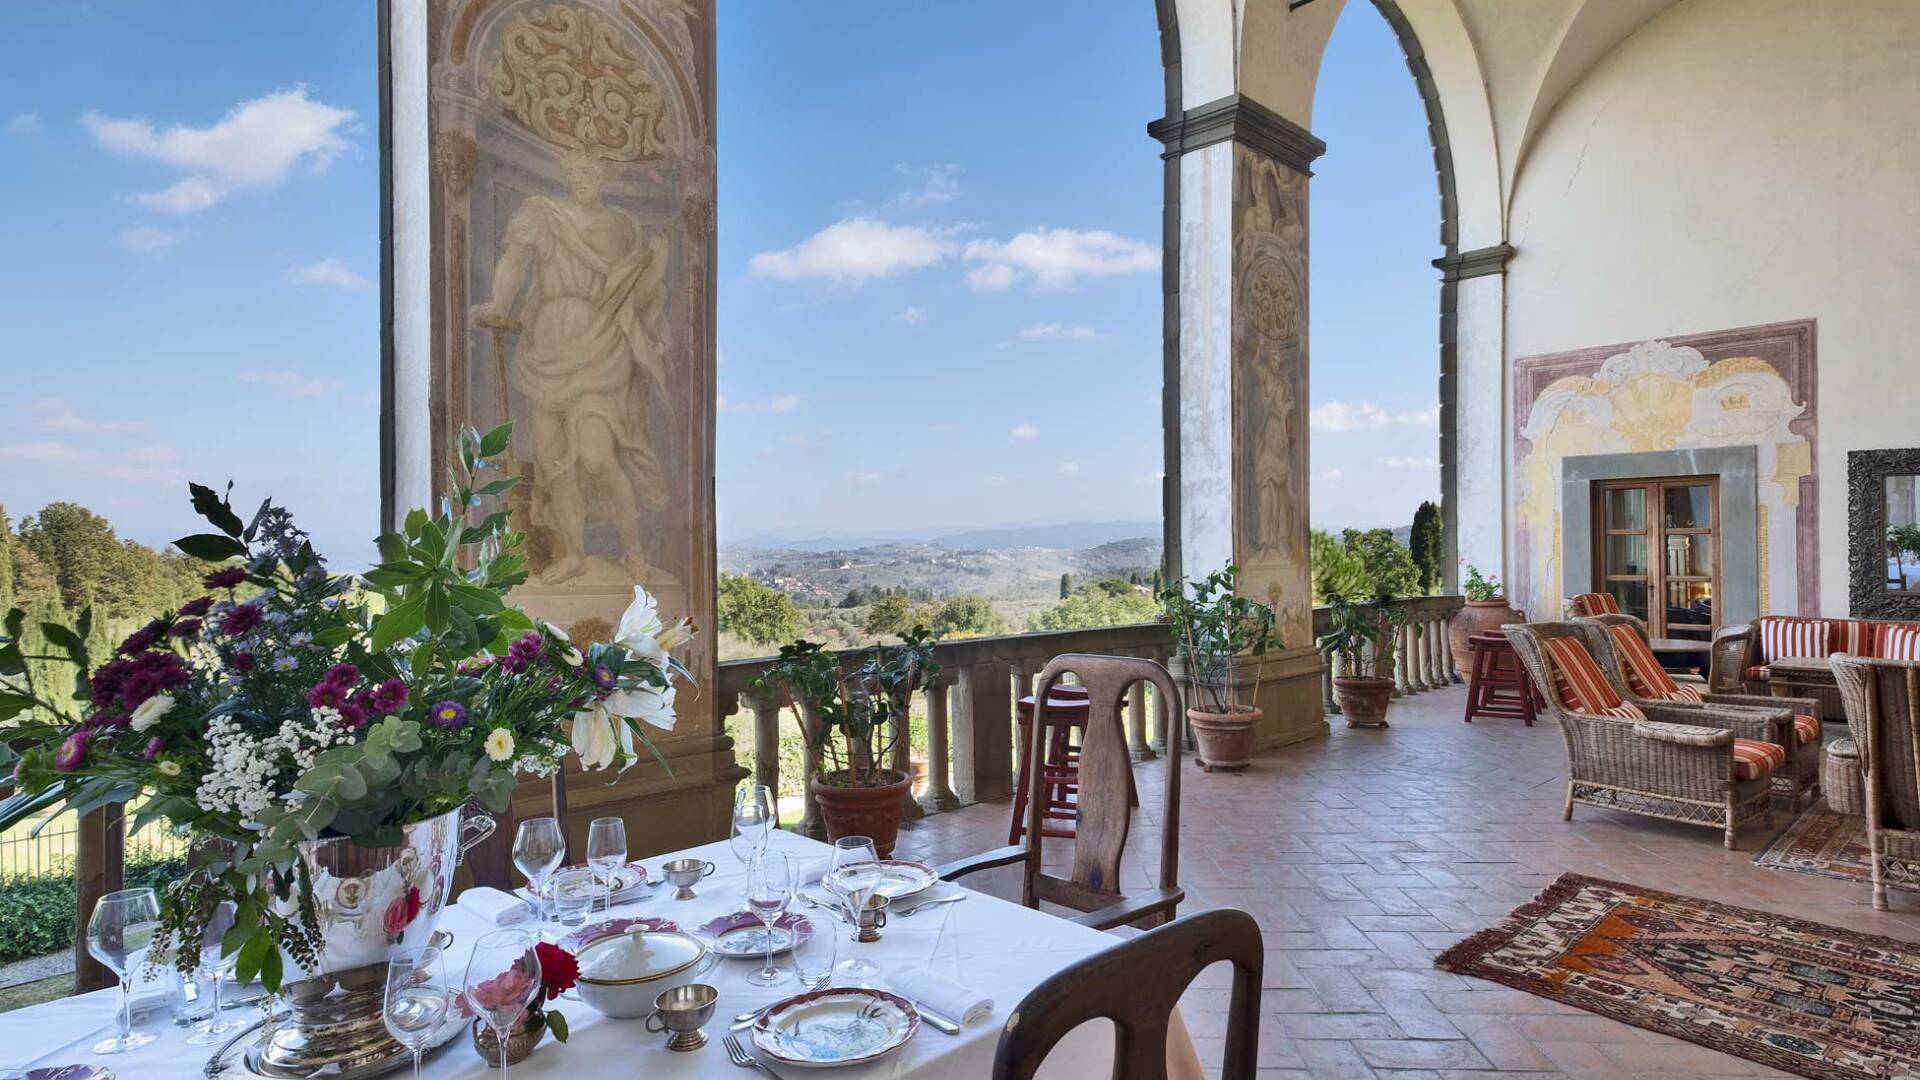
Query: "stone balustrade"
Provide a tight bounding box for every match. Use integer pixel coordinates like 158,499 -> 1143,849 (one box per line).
1315,595 -> 1465,714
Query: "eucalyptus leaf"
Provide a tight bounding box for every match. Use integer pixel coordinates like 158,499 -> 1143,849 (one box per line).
174,533 -> 248,562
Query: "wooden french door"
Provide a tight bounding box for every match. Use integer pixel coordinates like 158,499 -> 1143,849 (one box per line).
1593,476 -> 1720,640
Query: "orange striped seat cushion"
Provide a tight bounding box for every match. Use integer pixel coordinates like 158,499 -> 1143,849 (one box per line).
1758,617 -> 1832,663
1732,738 -> 1786,781
1570,592 -> 1621,617
1745,664 -> 1771,682
1880,624 -> 1920,661
1541,636 -> 1645,720
1793,714 -> 1820,746
1830,619 -> 1873,656
1607,624 -> 1704,704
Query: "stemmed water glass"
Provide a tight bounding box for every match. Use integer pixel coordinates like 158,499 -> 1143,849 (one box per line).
513,817 -> 566,933
464,929 -> 540,1077
744,853 -> 793,987
187,900 -> 248,1045
829,836 -> 882,982
384,945 -> 452,1080
586,816 -> 627,912
731,784 -> 773,868
87,887 -> 162,1054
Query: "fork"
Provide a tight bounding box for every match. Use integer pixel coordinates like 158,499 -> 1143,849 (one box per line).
723,1033 -> 787,1079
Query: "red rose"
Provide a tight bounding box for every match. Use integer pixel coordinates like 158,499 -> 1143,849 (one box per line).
406,886 -> 422,922
535,942 -> 579,1000
383,896 -> 410,937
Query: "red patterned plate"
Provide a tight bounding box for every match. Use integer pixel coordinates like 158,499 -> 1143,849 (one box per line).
560,914 -> 679,953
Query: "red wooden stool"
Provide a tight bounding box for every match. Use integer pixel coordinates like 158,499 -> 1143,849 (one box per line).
1008,685 -> 1140,843
1463,633 -> 1539,726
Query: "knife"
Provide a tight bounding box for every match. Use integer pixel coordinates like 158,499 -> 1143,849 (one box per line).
912,1001 -> 962,1035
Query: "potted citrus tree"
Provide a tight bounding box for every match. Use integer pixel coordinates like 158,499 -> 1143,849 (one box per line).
1158,565 -> 1282,772
753,629 -> 938,857
1448,562 -> 1522,673
1319,594 -> 1403,727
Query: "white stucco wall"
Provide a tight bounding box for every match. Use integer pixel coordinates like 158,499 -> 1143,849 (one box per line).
388,0 -> 433,528
1453,272 -> 1506,582
1502,0 -> 1920,617
1178,142 -> 1237,580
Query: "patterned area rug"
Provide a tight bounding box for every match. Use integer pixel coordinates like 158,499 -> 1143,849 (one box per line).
1436,873 -> 1920,1080
1755,798 -> 1918,892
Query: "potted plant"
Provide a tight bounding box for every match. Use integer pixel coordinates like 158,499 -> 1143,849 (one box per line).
753,628 -> 939,857
1158,565 -> 1283,772
1318,594 -> 1403,727
1448,562 -> 1523,674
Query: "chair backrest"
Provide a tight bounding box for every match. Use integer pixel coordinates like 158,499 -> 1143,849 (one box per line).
1834,655 -> 1920,827
1504,622 -> 1617,717
1578,614 -> 1691,702
1021,654 -> 1182,918
1568,591 -> 1620,618
992,908 -> 1262,1080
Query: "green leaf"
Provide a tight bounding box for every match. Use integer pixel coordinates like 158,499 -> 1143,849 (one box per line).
175,533 -> 248,562
448,583 -> 505,615
476,477 -> 518,497
361,565 -> 423,589
386,719 -> 423,753
545,1011 -> 569,1043
312,626 -> 355,648
403,508 -> 429,538
190,482 -> 247,538
376,532 -> 408,563
0,691 -> 36,721
260,945 -> 284,992
425,585 -> 450,635
370,591 -> 428,653
235,928 -> 271,985
478,422 -> 514,458
4,608 -> 24,641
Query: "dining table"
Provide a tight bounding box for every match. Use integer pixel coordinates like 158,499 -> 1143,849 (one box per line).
0,828 -> 1204,1079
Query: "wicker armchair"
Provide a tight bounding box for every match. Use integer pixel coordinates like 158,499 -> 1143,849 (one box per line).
1580,614 -> 1820,809
1709,620 -> 1846,719
1832,655 -> 1920,910
1505,623 -> 1775,849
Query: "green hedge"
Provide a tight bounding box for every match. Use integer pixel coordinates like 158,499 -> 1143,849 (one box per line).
0,853 -> 189,967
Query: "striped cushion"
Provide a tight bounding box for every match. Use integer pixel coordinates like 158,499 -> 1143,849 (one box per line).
1745,664 -> 1771,682
1732,738 -> 1786,781
1541,636 -> 1646,720
1830,619 -> 1873,656
1880,624 -> 1920,661
1793,714 -> 1820,746
1570,592 -> 1621,617
1758,617 -> 1832,663
1608,624 -> 1703,703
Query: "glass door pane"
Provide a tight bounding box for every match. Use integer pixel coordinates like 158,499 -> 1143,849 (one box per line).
1606,580 -> 1649,622
1605,487 -> 1647,531
1605,534 -> 1648,577
1665,534 -> 1712,578
1663,485 -> 1712,529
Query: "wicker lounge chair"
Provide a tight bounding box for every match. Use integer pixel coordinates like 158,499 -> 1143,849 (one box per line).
1832,654 -> 1920,910
1505,622 -> 1779,849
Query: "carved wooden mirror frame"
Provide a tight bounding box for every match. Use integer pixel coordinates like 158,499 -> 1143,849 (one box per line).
1848,447 -> 1920,619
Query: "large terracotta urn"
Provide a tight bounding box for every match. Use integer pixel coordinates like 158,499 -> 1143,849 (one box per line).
1188,706 -> 1259,773
811,770 -> 913,857
1449,600 -> 1523,674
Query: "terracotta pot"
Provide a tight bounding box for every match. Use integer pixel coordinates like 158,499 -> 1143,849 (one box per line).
1187,706 -> 1260,773
473,1002 -> 546,1068
1333,676 -> 1395,728
810,770 -> 912,857
1449,599 -> 1523,674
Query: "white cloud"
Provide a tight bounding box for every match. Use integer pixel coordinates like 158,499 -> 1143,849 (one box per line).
894,306 -> 926,325
846,471 -> 884,485
1019,322 -> 1096,342
1309,400 -> 1441,434
1009,422 -> 1039,441
893,163 -> 960,207
1057,461 -> 1081,475
119,226 -> 182,254
963,227 -> 1157,290
6,113 -> 41,137
720,395 -> 803,414
1318,468 -> 1345,483
1383,455 -> 1441,468
1136,470 -> 1165,486
238,368 -> 338,399
288,257 -> 370,290
0,441 -> 84,463
748,217 -> 958,285
769,396 -> 800,413
83,86 -> 356,215
30,399 -> 144,435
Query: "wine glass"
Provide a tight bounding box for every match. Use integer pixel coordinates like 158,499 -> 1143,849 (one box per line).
586,816 -> 627,912
829,836 -> 882,981
187,900 -> 247,1044
744,853 -> 793,987
513,817 -> 566,933
731,785 -> 774,867
464,929 -> 540,1077
87,887 -> 162,1054
384,945 -> 451,1080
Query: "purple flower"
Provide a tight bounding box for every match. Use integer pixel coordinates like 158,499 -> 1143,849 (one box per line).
54,730 -> 89,772
322,663 -> 361,688
85,712 -> 128,731
178,596 -> 215,618
115,627 -> 156,656
428,701 -> 468,729
231,651 -> 257,671
91,651 -> 191,711
367,679 -> 408,714
222,603 -> 263,637
169,619 -> 202,639
203,566 -> 247,590
307,682 -> 349,710
502,633 -> 543,674
142,737 -> 166,761
337,702 -> 368,730
591,664 -> 616,691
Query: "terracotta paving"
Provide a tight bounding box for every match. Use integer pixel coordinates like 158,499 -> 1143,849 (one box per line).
895,685 -> 1920,1078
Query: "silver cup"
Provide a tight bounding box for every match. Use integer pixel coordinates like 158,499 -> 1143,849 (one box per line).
853,892 -> 889,944
661,858 -> 717,901
644,983 -> 719,1051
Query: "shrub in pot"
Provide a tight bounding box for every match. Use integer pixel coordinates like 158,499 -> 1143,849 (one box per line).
1319,594 -> 1403,728
1448,563 -> 1522,674
1159,564 -> 1283,772
753,629 -> 939,857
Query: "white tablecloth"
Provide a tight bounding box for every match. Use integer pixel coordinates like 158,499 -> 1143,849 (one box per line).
0,830 -> 1201,1078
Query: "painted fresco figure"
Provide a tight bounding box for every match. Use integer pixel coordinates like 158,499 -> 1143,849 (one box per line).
473,153 -> 673,585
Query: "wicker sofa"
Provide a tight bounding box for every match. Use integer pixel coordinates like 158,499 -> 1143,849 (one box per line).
1710,616 -> 1920,719
1832,654 -> 1920,910
1579,614 -> 1821,809
1505,622 -> 1780,849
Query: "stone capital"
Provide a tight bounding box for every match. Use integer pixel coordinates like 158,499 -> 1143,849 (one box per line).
1149,93 -> 1327,176
1432,243 -> 1514,282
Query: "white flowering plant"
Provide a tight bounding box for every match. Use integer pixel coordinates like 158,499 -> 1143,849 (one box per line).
0,422 -> 693,989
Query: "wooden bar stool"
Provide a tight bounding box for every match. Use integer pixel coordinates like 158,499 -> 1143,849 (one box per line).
1009,685 -> 1140,843
1463,632 -> 1539,726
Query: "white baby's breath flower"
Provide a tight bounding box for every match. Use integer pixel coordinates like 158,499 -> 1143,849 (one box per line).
129,694 -> 175,733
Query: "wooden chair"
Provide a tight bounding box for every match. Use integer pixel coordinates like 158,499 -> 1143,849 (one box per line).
993,908 -> 1262,1080
1832,655 -> 1920,910
1462,632 -> 1538,725
939,654 -> 1184,930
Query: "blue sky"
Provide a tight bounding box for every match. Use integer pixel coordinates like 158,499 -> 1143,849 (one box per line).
0,2 -> 1439,569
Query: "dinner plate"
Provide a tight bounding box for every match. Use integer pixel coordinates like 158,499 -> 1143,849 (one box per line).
560,914 -> 680,953
520,861 -> 649,904
823,859 -> 938,902
698,911 -> 813,958
751,987 -> 920,1068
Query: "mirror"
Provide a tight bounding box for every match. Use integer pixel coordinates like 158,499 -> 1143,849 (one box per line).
1850,449 -> 1920,618
1888,475 -> 1920,592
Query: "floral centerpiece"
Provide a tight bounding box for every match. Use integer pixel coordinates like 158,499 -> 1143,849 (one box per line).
0,423 -> 693,1002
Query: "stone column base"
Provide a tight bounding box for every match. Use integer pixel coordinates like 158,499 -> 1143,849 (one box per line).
1172,644 -> 1329,756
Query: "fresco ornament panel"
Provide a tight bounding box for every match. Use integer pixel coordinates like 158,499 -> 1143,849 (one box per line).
1511,320 -> 1817,620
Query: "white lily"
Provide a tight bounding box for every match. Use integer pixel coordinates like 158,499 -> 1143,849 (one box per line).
614,585 -> 696,668
570,703 -> 619,770
605,682 -> 677,734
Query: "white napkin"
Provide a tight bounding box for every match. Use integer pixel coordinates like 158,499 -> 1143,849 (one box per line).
886,968 -> 993,1025
795,856 -> 832,888
455,886 -> 536,927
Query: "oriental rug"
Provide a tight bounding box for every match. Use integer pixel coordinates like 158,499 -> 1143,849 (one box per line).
1754,798 -> 1919,893
1435,873 -> 1920,1079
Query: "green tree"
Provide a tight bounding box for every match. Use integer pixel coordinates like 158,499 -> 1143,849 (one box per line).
1059,572 -> 1072,599
1310,528 -> 1369,604
1409,500 -> 1443,594
17,502 -> 121,614
930,594 -> 1008,638
863,594 -> 913,638
1342,528 -> 1421,598
1027,584 -> 1158,632
717,573 -> 803,647
0,504 -> 13,615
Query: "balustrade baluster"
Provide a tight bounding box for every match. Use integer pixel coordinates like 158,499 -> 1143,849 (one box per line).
919,676 -> 961,813
1321,647 -> 1338,714
952,660 -> 1014,804
741,689 -> 783,809
1127,668 -> 1155,761
793,700 -> 827,840
1149,649 -> 1171,756
1427,615 -> 1446,687
1393,616 -> 1412,696
892,686 -> 923,821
